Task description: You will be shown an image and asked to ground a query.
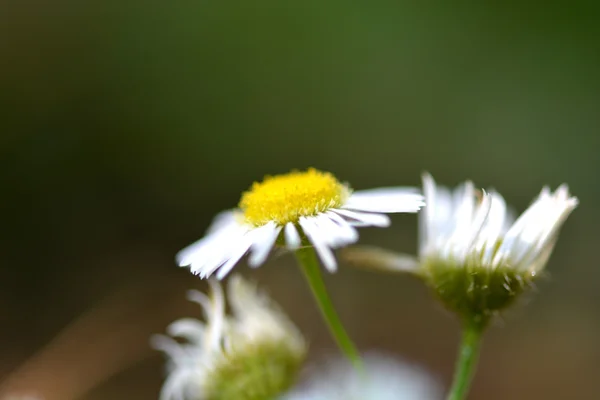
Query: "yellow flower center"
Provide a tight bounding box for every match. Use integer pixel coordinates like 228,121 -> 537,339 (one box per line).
239,168 -> 350,227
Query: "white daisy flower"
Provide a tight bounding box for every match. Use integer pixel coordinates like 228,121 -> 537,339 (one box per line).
418,173 -> 578,275
152,274 -> 307,400
344,173 -> 578,319
177,168 -> 424,279
280,352 -> 442,400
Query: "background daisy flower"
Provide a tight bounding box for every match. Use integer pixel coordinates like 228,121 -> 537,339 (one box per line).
152,274 -> 306,400
281,352 -> 442,400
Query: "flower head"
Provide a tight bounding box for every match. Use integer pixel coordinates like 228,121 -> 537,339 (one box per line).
345,173 -> 578,322
152,274 -> 307,400
178,168 -> 424,279
281,352 -> 442,400
419,174 -> 577,319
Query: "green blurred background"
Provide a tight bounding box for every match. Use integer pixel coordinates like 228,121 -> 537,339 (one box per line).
1,1 -> 599,399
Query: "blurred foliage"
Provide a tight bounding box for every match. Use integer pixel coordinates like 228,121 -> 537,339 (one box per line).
1,1 -> 599,399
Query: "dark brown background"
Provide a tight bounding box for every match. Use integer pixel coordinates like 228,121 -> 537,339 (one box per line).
1,1 -> 599,399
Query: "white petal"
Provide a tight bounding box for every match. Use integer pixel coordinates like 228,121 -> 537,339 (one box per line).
200,279 -> 226,350
180,234 -> 244,277
494,196 -> 547,266
341,246 -> 421,273
494,185 -> 578,269
502,204 -> 518,232
477,192 -> 507,265
448,181 -> 476,241
176,213 -> 241,267
420,173 -> 435,256
159,369 -> 198,400
343,188 -> 425,213
299,216 -> 338,272
186,290 -> 212,318
525,235 -> 557,273
166,318 -> 206,342
332,208 -> 391,227
284,222 -> 302,249
555,184 -> 574,202
190,245 -> 230,279
420,173 -> 459,257
215,237 -> 253,279
176,235 -> 218,268
533,190 -> 578,251
325,211 -> 359,243
248,222 -> 282,267
421,173 -> 447,255
189,248 -> 225,279
463,191 -> 492,250
516,190 -> 577,269
151,335 -> 187,360
206,210 -> 239,235
315,212 -> 359,247
307,215 -> 339,247
188,226 -> 249,278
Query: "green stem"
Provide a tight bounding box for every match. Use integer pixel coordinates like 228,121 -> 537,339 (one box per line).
446,319 -> 485,400
294,247 -> 363,370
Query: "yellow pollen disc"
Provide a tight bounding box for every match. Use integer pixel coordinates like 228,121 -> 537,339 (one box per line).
239,168 -> 350,227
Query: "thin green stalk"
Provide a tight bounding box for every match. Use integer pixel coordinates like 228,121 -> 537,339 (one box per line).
294,247 -> 363,370
447,319 -> 485,400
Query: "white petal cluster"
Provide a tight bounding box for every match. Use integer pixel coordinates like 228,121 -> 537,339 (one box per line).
177,188 -> 424,279
153,275 -> 306,400
420,173 -> 578,273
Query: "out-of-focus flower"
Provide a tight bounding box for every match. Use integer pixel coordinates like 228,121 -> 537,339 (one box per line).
177,168 -> 424,278
152,274 -> 307,400
344,173 -> 578,322
281,352 -> 442,400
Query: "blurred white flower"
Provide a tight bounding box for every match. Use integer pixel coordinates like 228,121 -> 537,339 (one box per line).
281,352 -> 442,400
152,274 -> 307,400
177,168 -> 424,278
418,173 -> 578,274
344,173 -> 578,320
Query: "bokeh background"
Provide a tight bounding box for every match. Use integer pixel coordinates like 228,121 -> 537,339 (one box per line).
1,1 -> 599,399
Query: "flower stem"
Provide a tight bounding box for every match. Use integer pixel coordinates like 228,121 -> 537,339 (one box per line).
294,247 -> 363,370
446,318 -> 485,400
